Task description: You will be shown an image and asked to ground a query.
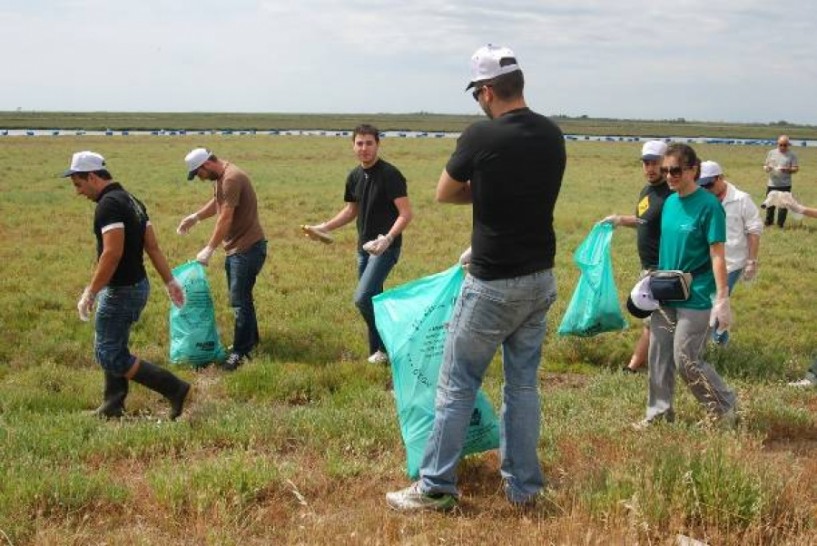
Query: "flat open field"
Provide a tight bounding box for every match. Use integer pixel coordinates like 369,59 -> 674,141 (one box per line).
2,131 -> 817,544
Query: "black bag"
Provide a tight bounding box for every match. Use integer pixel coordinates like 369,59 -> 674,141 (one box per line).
649,270 -> 693,302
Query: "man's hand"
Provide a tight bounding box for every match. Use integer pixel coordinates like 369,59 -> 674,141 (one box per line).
743,260 -> 758,282
458,246 -> 472,266
601,215 -> 621,227
196,245 -> 215,266
77,286 -> 96,322
177,213 -> 199,235
362,234 -> 393,256
709,298 -> 732,332
165,278 -> 185,308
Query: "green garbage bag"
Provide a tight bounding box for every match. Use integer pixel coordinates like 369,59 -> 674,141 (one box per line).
558,222 -> 628,337
373,265 -> 500,479
169,261 -> 227,367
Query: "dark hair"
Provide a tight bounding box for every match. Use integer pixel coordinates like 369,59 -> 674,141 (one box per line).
75,170 -> 113,180
488,70 -> 524,101
352,124 -> 380,143
665,143 -> 700,180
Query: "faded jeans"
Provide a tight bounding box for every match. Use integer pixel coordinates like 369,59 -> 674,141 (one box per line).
647,306 -> 737,422
419,269 -> 557,504
94,278 -> 149,375
225,240 -> 267,356
355,246 -> 400,354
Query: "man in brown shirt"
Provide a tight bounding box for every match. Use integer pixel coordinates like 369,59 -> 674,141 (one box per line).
177,148 -> 267,371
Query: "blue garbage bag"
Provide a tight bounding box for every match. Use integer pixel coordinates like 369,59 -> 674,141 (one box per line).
373,265 -> 500,479
169,261 -> 227,366
558,222 -> 628,337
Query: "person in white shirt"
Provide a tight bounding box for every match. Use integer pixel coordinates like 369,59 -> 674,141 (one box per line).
698,161 -> 763,294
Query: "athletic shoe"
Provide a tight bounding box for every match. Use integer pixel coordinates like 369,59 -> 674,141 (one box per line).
221,352 -> 248,372
367,350 -> 389,365
788,378 -> 817,388
386,482 -> 457,512
631,419 -> 653,432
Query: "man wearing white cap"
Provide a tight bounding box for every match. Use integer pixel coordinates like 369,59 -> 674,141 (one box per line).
387,44 -> 565,511
602,140 -> 670,373
177,149 -> 266,371
763,135 -> 799,228
64,151 -> 190,420
698,160 -> 763,295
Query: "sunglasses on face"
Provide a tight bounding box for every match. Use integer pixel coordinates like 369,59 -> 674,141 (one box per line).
660,166 -> 687,177
471,85 -> 491,102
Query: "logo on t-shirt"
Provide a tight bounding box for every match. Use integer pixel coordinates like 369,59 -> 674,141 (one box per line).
637,195 -> 650,217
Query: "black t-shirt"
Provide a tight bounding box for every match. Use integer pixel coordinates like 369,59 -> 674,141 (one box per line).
445,107 -> 566,280
635,181 -> 671,269
344,159 -> 408,249
93,183 -> 149,286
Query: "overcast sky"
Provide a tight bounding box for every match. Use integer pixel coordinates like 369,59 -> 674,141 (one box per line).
2,0 -> 815,125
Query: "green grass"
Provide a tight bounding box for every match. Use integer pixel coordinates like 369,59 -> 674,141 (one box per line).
2,132 -> 817,544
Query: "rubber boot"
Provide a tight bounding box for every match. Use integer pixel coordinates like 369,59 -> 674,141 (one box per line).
131,361 -> 190,420
94,371 -> 129,419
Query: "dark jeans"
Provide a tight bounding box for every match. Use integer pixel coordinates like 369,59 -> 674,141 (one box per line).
94,278 -> 149,375
355,246 -> 400,354
225,240 -> 267,356
765,186 -> 791,227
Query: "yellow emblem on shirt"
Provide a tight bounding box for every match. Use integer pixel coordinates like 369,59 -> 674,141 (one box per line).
637,195 -> 650,217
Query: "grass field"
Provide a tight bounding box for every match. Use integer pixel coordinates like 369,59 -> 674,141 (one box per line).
2,129 -> 817,545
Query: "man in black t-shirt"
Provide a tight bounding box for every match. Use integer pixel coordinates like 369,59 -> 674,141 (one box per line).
64,151 -> 190,420
387,44 -> 565,512
602,140 -> 670,373
303,124 -> 413,364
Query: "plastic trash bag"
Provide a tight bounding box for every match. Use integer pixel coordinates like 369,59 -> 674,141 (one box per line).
169,261 -> 227,367
558,222 -> 628,337
373,265 -> 500,479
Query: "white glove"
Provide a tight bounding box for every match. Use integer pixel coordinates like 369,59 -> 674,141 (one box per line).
165,278 -> 185,308
77,286 -> 96,322
601,214 -> 621,227
176,213 -> 199,235
709,298 -> 732,332
362,234 -> 393,256
742,260 -> 758,282
458,246 -> 472,266
776,192 -> 805,214
196,245 -> 215,266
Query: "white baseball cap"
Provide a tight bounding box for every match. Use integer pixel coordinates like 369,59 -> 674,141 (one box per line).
627,275 -> 659,318
641,140 -> 667,161
698,160 -> 723,187
185,148 -> 212,180
61,151 -> 106,177
465,44 -> 521,90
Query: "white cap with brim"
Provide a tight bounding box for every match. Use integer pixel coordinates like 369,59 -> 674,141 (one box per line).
465,44 -> 521,90
641,140 -> 667,161
185,148 -> 212,180
61,151 -> 106,177
697,160 -> 723,187
627,275 -> 659,318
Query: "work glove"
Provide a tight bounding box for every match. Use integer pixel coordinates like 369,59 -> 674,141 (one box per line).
458,246 -> 472,266
196,245 -> 215,266
742,260 -> 758,282
77,286 -> 96,322
165,278 -> 186,308
362,234 -> 393,256
776,192 -> 805,214
709,297 -> 732,332
176,213 -> 199,235
601,214 -> 621,227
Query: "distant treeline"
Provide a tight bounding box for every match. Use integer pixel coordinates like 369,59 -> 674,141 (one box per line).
2,111 -> 816,140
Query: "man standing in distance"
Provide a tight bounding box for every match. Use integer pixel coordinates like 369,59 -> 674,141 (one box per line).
303,124 -> 413,364
387,44 -> 565,510
603,140 -> 670,373
66,151 -> 190,420
763,135 -> 799,227
177,149 -> 267,371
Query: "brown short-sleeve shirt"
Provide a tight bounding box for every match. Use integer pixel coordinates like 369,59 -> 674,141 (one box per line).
215,162 -> 265,255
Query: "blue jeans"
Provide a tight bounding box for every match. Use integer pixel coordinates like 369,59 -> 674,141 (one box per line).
355,246 -> 400,354
727,268 -> 742,295
225,240 -> 267,356
94,278 -> 149,375
419,269 -> 557,504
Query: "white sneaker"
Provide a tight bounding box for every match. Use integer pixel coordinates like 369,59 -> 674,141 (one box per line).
385,482 -> 457,512
788,378 -> 816,388
367,350 -> 389,364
